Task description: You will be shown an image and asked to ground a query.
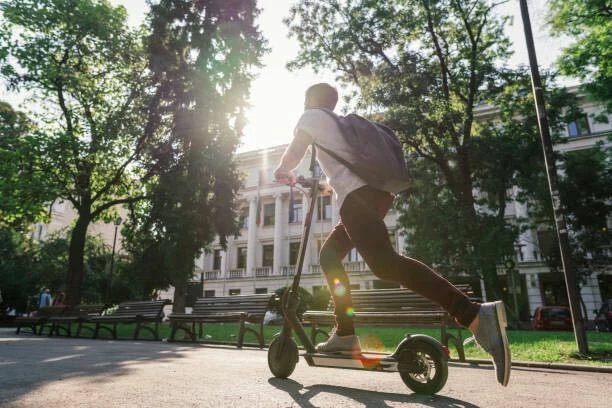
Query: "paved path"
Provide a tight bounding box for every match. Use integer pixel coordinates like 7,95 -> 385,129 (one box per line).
0,329 -> 609,407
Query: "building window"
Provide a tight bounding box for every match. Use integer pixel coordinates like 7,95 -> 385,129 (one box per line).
237,247 -> 247,269
263,203 -> 275,226
229,288 -> 241,296
255,288 -> 268,294
239,207 -> 249,229
317,239 -> 325,254
347,248 -> 359,262
289,242 -> 301,265
262,244 -> 274,267
51,200 -> 66,214
204,290 -> 215,298
317,196 -> 331,220
213,249 -> 222,270
567,115 -> 590,137
289,199 -> 303,223
388,230 -> 397,252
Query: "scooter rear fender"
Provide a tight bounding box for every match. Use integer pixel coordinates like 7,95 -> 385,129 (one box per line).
390,334 -> 449,361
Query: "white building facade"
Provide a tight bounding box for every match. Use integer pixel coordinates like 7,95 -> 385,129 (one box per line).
192,144 -> 407,300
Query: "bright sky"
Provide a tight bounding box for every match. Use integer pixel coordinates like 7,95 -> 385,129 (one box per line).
5,0 -> 569,154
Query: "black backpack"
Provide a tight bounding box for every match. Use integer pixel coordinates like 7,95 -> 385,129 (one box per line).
314,109 -> 411,194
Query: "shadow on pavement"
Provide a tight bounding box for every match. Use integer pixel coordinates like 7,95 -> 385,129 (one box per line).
268,377 -> 480,408
0,329 -> 195,405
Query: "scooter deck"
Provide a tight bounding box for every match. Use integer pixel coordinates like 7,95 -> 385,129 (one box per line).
301,352 -> 398,372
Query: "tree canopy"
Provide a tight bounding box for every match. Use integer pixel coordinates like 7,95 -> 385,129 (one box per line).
126,0 -> 267,311
548,0 -> 612,111
0,0 -> 152,305
286,0 -> 520,298
0,101 -> 48,229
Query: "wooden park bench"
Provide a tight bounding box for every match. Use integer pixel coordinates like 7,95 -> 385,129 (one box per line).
14,306 -> 70,335
84,300 -> 167,340
46,304 -> 108,337
168,293 -> 276,348
302,284 -> 476,361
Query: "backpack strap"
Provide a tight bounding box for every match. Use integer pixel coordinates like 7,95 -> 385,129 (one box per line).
313,142 -> 359,174
311,108 -> 366,178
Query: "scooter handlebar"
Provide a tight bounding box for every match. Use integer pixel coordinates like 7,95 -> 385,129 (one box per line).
295,175 -> 318,188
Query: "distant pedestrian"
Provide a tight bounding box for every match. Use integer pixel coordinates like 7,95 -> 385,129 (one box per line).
53,292 -> 66,307
39,288 -> 52,309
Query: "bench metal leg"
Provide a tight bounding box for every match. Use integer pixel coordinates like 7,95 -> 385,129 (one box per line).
190,322 -> 197,341
258,321 -> 264,348
133,322 -> 141,340
441,327 -> 466,362
169,321 -> 178,341
237,318 -> 246,348
310,323 -> 329,345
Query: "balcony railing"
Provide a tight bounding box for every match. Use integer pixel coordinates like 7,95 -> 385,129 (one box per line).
310,264 -> 320,275
255,266 -> 272,277
281,265 -> 295,276
229,268 -> 245,279
343,261 -> 369,273
204,270 -> 220,280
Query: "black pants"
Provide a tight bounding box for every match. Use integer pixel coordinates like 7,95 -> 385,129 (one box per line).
319,186 -> 480,333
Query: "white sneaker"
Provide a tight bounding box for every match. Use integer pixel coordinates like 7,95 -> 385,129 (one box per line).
315,329 -> 362,355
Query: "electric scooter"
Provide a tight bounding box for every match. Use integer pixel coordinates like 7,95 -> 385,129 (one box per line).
267,148 -> 450,395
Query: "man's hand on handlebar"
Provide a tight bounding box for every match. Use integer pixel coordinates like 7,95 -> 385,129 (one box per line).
273,169 -> 297,186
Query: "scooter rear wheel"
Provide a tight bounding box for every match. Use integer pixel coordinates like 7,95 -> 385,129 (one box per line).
268,334 -> 299,378
398,340 -> 448,394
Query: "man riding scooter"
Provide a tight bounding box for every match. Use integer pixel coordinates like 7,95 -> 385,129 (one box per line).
274,82 -> 511,386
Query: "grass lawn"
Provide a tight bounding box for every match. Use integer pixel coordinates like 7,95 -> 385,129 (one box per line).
84,322 -> 612,366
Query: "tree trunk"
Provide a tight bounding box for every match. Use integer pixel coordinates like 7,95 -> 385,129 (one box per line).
481,260 -> 502,302
172,280 -> 186,314
172,248 -> 193,313
65,214 -> 90,307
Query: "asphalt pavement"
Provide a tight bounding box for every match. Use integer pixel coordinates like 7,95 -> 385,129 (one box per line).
0,328 -> 609,407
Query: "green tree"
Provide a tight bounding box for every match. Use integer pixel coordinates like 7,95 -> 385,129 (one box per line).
286,0 -> 518,298
547,0 -> 612,111
0,227 -> 111,312
0,226 -> 36,312
532,144 -> 612,284
562,145 -> 612,281
134,0 -> 267,312
399,70 -> 578,289
0,101 -> 50,228
0,0 -> 152,306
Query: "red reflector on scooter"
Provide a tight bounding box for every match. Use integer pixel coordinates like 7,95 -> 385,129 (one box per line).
442,346 -> 450,356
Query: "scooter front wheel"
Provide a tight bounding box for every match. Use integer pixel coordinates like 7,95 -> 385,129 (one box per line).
268,334 -> 299,378
398,339 -> 448,394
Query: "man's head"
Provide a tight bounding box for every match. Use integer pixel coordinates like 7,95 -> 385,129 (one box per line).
304,83 -> 338,111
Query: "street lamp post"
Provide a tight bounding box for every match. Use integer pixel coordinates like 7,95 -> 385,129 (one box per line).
519,0 -> 588,353
108,217 -> 122,301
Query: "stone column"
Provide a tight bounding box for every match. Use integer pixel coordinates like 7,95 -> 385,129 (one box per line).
273,193 -> 284,275
331,192 -> 339,226
247,196 -> 258,278
302,191 -> 312,272
526,273 -> 542,317
222,237 -> 233,279
513,186 -> 536,262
